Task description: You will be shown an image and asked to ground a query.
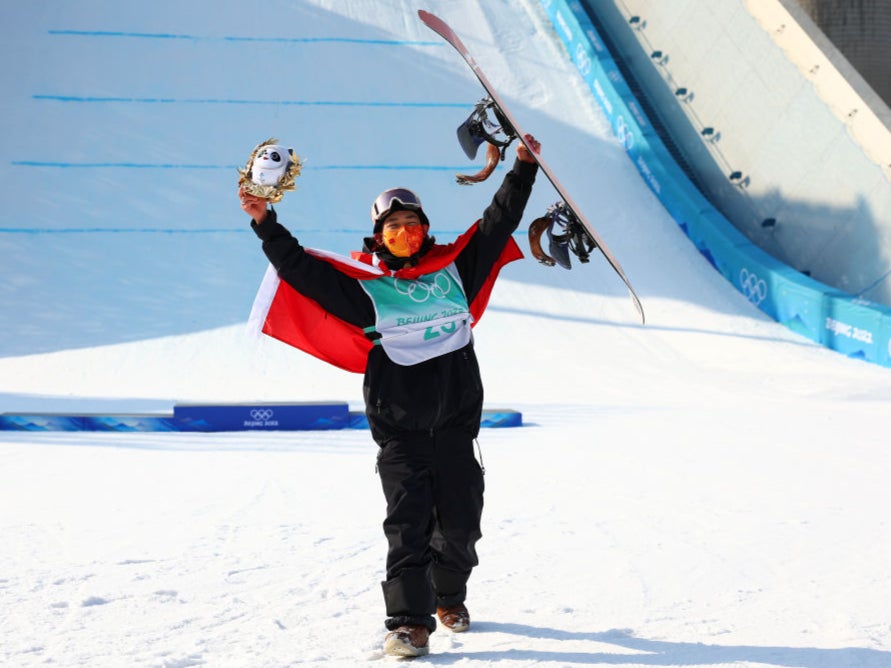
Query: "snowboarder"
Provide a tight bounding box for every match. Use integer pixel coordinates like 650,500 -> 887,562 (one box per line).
240,135 -> 541,657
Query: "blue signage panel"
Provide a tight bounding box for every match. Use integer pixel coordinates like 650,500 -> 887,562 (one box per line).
173,403 -> 351,432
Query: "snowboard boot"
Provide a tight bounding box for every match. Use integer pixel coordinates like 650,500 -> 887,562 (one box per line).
437,603 -> 470,632
383,625 -> 430,657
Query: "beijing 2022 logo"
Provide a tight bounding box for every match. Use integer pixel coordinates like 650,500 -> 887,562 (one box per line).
245,408 -> 278,428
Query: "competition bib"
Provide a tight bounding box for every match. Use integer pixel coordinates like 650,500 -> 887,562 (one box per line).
359,263 -> 473,365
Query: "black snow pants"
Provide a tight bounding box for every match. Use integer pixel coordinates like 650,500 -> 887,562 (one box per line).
376,426 -> 485,633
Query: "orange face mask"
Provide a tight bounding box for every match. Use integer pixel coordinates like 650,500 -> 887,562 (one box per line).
382,224 -> 426,257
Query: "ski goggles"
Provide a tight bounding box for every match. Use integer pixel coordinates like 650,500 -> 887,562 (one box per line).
371,188 -> 424,229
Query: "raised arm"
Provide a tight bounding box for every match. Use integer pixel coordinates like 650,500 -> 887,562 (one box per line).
456,135 -> 540,301
241,188 -> 374,327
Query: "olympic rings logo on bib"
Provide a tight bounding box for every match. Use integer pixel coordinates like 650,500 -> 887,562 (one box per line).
393,271 -> 452,303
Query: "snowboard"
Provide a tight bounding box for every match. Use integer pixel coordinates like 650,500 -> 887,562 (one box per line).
418,9 -> 645,324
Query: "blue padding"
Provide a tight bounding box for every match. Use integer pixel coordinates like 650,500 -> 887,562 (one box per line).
481,410 -> 523,428
348,412 -> 370,429
0,414 -> 86,431
0,414 -> 178,432
540,0 -> 891,368
84,415 -> 181,432
347,409 -> 522,430
824,296 -> 891,363
173,403 -> 350,432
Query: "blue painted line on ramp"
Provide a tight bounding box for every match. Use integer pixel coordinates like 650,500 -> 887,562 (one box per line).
48,29 -> 443,47
33,95 -> 468,108
0,228 -> 247,234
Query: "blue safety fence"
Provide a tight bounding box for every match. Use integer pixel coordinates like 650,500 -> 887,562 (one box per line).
539,0 -> 891,367
0,404 -> 522,432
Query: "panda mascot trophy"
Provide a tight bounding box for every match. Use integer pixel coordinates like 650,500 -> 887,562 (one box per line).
237,138 -> 302,203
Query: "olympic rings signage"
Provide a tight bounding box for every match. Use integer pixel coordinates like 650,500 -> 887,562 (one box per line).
245,408 -> 278,428
739,268 -> 767,306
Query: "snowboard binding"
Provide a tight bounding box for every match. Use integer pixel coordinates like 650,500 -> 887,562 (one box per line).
455,97 -> 518,185
528,202 -> 597,269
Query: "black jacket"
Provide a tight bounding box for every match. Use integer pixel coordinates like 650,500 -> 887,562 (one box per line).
253,159 -> 537,443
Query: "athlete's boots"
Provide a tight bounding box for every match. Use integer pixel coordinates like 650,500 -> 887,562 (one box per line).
383,625 -> 430,657
437,603 -> 470,632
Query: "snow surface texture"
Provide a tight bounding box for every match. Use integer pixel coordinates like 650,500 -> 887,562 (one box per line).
2,0 -> 891,666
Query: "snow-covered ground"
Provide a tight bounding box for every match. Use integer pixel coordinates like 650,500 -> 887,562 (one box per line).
2,1 -> 890,666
